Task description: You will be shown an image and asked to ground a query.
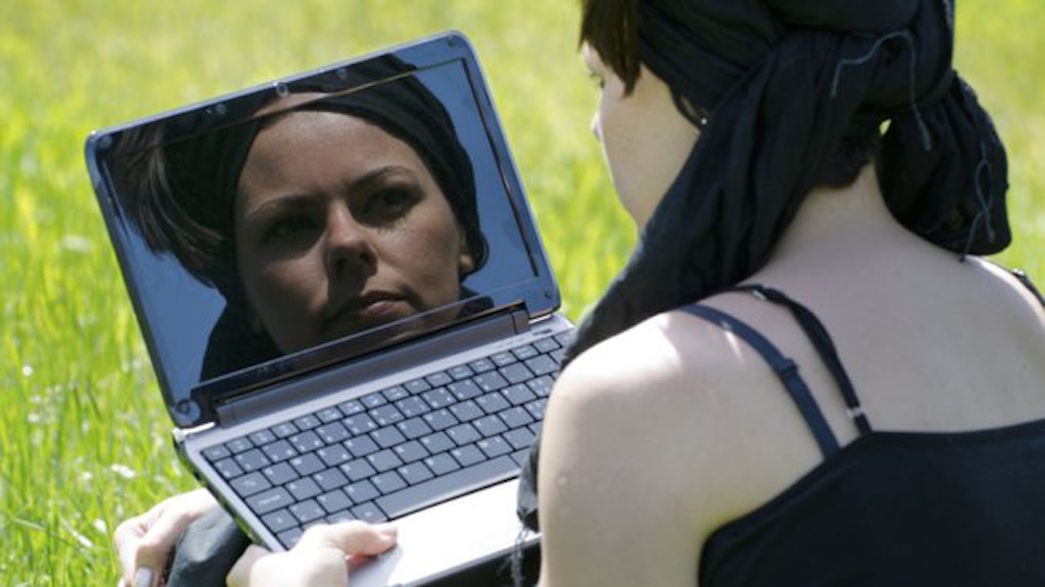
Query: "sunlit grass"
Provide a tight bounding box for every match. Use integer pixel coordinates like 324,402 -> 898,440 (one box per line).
1,1 -> 1040,584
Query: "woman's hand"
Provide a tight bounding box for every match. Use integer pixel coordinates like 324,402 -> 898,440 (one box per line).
226,522 -> 397,587
113,488 -> 219,587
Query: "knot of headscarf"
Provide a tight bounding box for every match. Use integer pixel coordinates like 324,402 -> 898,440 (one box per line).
564,0 -> 1010,364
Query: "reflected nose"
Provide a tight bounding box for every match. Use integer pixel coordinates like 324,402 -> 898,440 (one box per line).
324,204 -> 377,281
590,111 -> 602,142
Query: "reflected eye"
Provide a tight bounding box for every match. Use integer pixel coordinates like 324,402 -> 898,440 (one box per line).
263,214 -> 317,245
587,71 -> 605,90
359,186 -> 421,224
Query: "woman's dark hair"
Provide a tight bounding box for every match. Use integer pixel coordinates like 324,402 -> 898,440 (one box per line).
580,0 -> 879,188
114,55 -> 487,297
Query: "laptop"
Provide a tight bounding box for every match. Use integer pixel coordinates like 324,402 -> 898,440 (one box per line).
84,31 -> 572,585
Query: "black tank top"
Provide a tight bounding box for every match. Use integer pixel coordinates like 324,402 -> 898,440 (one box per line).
682,279 -> 1045,586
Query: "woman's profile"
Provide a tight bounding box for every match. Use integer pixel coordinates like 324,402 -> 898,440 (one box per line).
114,2 -> 1045,586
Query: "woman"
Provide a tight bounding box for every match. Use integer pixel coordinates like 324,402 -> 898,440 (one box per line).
116,57 -> 487,379
118,1 -> 1045,586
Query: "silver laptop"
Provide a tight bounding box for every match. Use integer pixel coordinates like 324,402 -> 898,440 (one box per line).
84,31 -> 571,585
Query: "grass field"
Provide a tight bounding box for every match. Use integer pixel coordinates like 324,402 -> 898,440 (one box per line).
1,1 -> 1041,585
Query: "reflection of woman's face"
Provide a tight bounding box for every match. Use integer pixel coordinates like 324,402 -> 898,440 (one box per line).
234,110 -> 474,354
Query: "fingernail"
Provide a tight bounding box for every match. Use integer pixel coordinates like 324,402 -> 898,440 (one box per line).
133,568 -> 153,587
375,523 -> 397,537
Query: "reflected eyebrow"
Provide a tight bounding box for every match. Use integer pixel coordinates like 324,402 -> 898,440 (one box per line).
244,165 -> 420,219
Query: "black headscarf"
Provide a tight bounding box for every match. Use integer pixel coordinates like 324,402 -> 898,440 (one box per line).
519,0 -> 1009,532
564,0 -> 1009,364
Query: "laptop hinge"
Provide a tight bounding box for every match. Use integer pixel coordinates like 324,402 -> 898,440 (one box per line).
214,303 -> 531,428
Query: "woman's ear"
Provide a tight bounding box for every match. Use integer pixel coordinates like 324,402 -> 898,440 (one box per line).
458,229 -> 476,276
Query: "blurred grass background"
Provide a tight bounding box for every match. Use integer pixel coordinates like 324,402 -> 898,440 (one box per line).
0,0 -> 1040,584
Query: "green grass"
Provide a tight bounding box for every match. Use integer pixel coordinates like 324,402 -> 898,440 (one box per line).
1,1 -> 1041,585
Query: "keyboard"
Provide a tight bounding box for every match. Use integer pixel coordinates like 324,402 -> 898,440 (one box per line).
200,330 -> 572,548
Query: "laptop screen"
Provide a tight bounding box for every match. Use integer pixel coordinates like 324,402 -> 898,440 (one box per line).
85,34 -> 559,427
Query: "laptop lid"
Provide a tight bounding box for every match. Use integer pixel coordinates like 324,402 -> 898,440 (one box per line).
84,32 -> 560,429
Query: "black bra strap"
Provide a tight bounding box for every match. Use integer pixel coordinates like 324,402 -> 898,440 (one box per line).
680,303 -> 841,457
1013,269 -> 1045,308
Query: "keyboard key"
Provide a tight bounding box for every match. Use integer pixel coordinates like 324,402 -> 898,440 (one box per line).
235,449 -> 270,472
446,423 -> 481,446
420,432 -> 454,454
271,422 -> 299,439
230,472 -> 271,497
316,422 -> 350,444
202,445 -> 231,461
554,331 -> 575,347
247,487 -> 294,515
289,500 -> 326,524
343,414 -> 378,436
225,437 -> 253,454
501,364 -> 535,385
337,400 -> 365,416
261,462 -> 298,486
477,436 -> 512,458
450,445 -> 485,467
340,459 -> 377,482
371,427 -> 407,449
511,344 -> 539,361
476,392 -> 510,414
382,386 -> 409,402
289,453 -> 324,477
533,336 -> 560,353
425,372 -> 453,387
316,445 -> 352,468
213,458 -> 243,480
396,417 -> 433,440
422,408 -> 458,431
525,399 -> 548,420
316,489 -> 352,514
424,453 -> 461,476
361,393 -> 386,409
529,422 -> 542,436
286,477 -> 322,501
446,380 -> 482,401
448,364 -> 474,380
260,440 -> 297,463
510,449 -> 530,467
502,384 -> 536,406
467,358 -> 496,374
344,436 -> 379,458
370,404 -> 405,427
393,440 -> 428,463
372,471 -> 408,494
394,396 -> 430,418
326,510 -> 355,524
278,527 -> 304,549
504,428 -> 536,450
499,406 -> 534,429
473,415 -> 508,438
248,429 -> 277,446
317,407 -> 342,423
449,400 -> 483,422
491,351 -> 517,367
261,509 -> 296,533
313,468 -> 348,491
397,462 -> 434,485
550,348 -> 567,365
292,414 -> 321,430
404,378 -> 431,394
345,480 -> 380,503
366,449 -> 403,473
474,372 -> 509,392
288,432 -> 323,454
375,456 -> 517,519
525,355 -> 558,377
352,502 -> 387,523
526,375 -> 555,397
421,388 -> 454,409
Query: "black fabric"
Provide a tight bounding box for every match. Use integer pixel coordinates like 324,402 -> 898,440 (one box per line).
167,508 -> 250,587
680,303 -> 841,457
699,422 -> 1045,586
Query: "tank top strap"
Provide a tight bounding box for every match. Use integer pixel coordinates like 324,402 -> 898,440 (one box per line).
680,303 -> 841,458
1012,269 -> 1045,307
722,284 -> 873,436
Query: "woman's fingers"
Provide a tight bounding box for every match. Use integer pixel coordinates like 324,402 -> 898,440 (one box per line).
226,545 -> 271,587
299,521 -> 398,557
111,489 -> 219,587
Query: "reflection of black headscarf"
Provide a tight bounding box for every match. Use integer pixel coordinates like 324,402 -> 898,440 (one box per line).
565,0 -> 1009,364
155,56 -> 487,379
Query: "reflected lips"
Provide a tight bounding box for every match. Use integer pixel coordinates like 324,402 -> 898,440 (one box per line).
325,291 -> 412,334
